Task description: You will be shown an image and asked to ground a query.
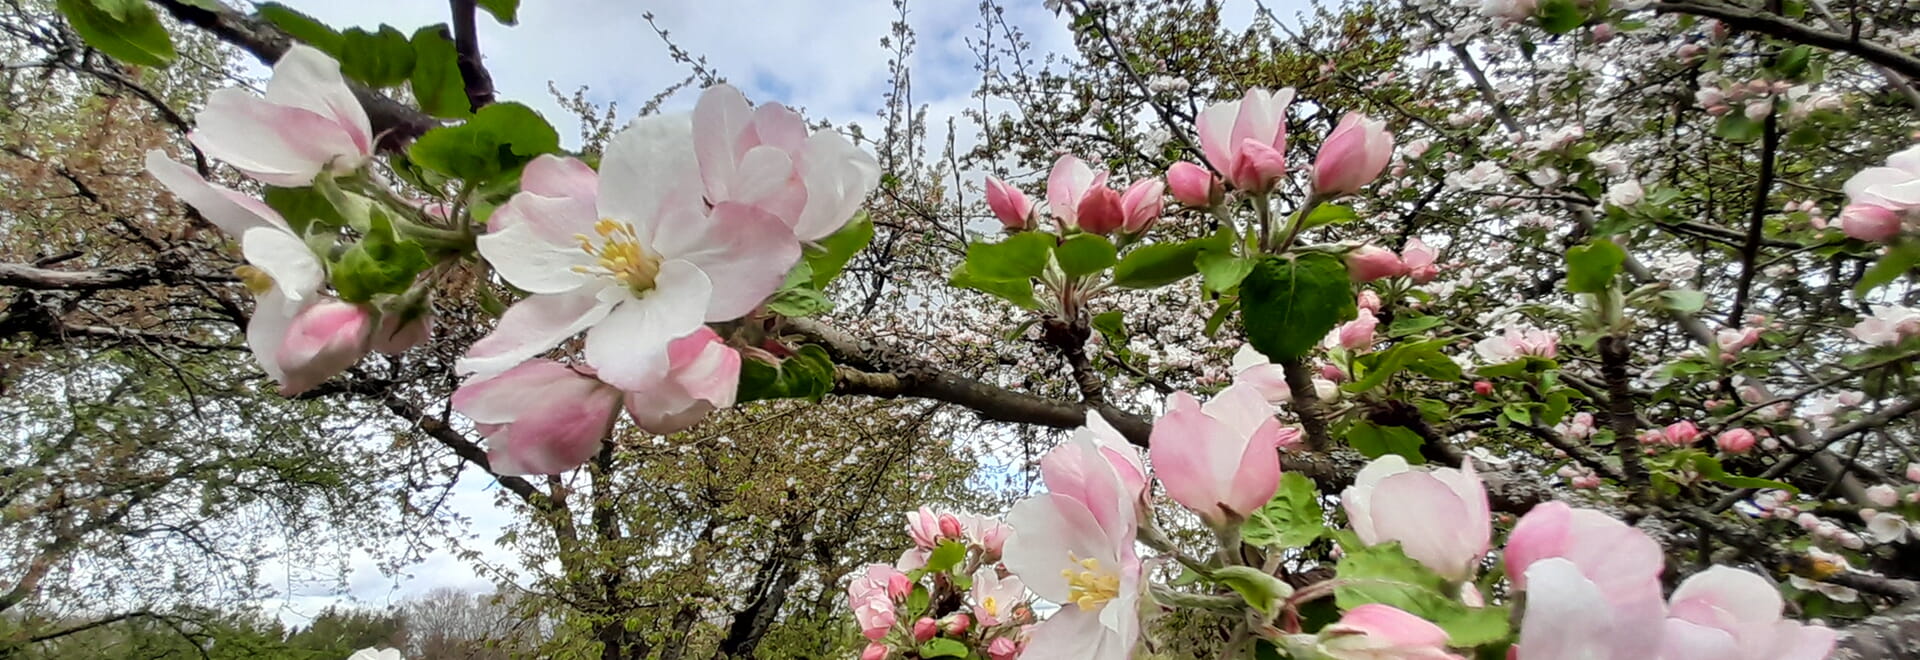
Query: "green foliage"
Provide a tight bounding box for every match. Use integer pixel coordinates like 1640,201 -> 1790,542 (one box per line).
477,0 -> 520,24
1714,114 -> 1765,143
260,3 -> 345,52
1240,253 -> 1356,362
330,209 -> 431,302
1214,566 -> 1293,615
338,25 -> 416,88
808,212 -> 875,288
1855,242 -> 1920,296
1346,339 -> 1460,393
1196,250 -> 1255,293
263,186 -> 349,233
410,25 -> 472,118
1564,239 -> 1625,294
57,0 -> 176,67
951,232 -> 1053,307
408,102 -> 560,183
924,540 -> 968,574
1056,233 -> 1118,277
1535,0 -> 1585,33
1335,543 -> 1510,646
1240,472 -> 1325,549
1111,229 -> 1232,288
737,345 -> 835,403
921,638 -> 969,657
1346,421 -> 1425,463
1301,203 -> 1359,229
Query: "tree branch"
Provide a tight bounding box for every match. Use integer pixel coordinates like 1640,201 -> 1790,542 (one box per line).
1654,0 -> 1920,83
447,0 -> 496,111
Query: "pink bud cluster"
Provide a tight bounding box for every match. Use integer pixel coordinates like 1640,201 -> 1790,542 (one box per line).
1346,239 -> 1441,283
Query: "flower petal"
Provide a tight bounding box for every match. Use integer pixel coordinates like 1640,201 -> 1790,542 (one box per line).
459,288 -> 616,379
793,131 -> 880,241
144,151 -> 290,237
651,202 -> 800,321
583,260 -> 711,390
241,226 -> 324,301
600,112 -> 704,235
262,44 -> 372,158
476,221 -> 598,295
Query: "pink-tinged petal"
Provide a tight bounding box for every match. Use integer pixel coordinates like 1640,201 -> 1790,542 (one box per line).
144,151 -> 289,237
794,131 -> 881,241
1431,461 -> 1492,553
262,44 -> 372,159
486,374 -> 623,476
726,145 -> 805,222
521,154 -> 599,200
240,227 -> 324,301
1076,186 -> 1126,235
583,260 -> 711,391
189,89 -> 359,187
1150,393 -> 1232,523
1040,434 -> 1135,535
650,202 -> 800,321
667,327 -> 739,406
1230,88 -> 1293,153
1367,472 -> 1480,581
1082,411 -> 1149,496
1516,559 -> 1621,660
1166,161 -> 1217,208
1669,566 -> 1784,628
1002,493 -> 1116,603
486,190 -> 601,242
1845,167 -> 1920,208
1658,619 -> 1743,660
693,84 -> 755,196
1330,604 -> 1451,648
247,288 -> 309,383
600,112 -> 704,235
1047,155 -> 1097,226
1196,100 -> 1241,177
476,221 -> 598,295
748,102 -> 809,153
1764,621 -> 1837,660
458,289 -> 617,379
274,300 -> 373,395
1020,606 -> 1129,660
1886,144 -> 1920,175
1200,384 -> 1276,439
1504,501 -> 1571,590
1229,138 -> 1289,193
452,359 -> 576,424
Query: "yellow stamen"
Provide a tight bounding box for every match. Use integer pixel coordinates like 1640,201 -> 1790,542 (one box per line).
572,218 -> 662,294
234,265 -> 275,296
1060,555 -> 1120,611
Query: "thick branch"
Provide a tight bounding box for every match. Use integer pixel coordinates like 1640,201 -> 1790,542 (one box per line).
1598,335 -> 1649,488
1654,0 -> 1920,83
0,262 -> 157,290
1280,357 -> 1333,451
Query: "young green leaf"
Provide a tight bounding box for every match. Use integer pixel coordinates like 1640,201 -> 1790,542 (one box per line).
407,102 -> 560,183
1564,239 -> 1626,294
409,25 -> 471,119
806,212 -> 874,288
737,345 -> 836,403
1240,472 -> 1325,550
1240,253 -> 1356,362
1055,233 -> 1118,277
57,0 -> 176,67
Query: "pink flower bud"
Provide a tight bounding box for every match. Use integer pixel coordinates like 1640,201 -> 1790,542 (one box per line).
862,643 -> 891,660
1591,23 -> 1616,42
941,613 -> 971,636
1663,421 -> 1700,445
372,310 -> 433,355
906,507 -> 942,548
1357,289 -> 1382,313
1312,112 -> 1394,198
1228,138 -> 1289,194
1797,512 -> 1821,530
1346,245 -> 1406,282
1075,186 -> 1126,235
1166,161 -> 1221,209
1906,462 -> 1920,483
1474,381 -> 1494,396
1638,429 -> 1666,445
988,638 -> 1019,660
985,176 -> 1035,231
1119,178 -> 1164,234
276,301 -> 374,396
887,573 -> 912,602
1571,474 -> 1602,489
912,617 -> 938,643
1337,309 -> 1378,351
1695,87 -> 1725,109
937,513 -> 965,541
1840,203 -> 1903,242
1744,100 -> 1773,121
1320,363 -> 1347,382
1715,428 -> 1756,454
1676,43 -> 1704,60
1867,484 -> 1901,508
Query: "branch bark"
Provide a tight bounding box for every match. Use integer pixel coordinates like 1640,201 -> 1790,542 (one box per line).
1654,0 -> 1920,83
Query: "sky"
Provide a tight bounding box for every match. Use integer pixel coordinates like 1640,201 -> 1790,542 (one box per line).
248,0 -> 1288,627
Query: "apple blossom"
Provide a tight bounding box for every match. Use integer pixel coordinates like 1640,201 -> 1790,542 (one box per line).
1076,186 -> 1127,235
966,514 -> 1013,558
1046,155 -> 1110,233
1506,502 -> 1666,633
1474,326 -> 1558,363
691,84 -> 881,242
970,567 -> 1027,627
1313,604 -> 1464,660
985,176 -> 1036,230
1479,0 -> 1538,22
1715,428 -> 1756,454
458,119 -> 801,392
274,300 -> 374,396
1336,309 -> 1378,352
1515,557 -> 1665,660
621,327 -> 740,434
1716,326 -> 1761,356
1148,385 -> 1285,527
1664,421 -> 1701,445
1849,304 -> 1920,346
1908,463 -> 1920,483
911,617 -> 937,642
1660,566 -> 1836,659
848,563 -> 904,641
1118,178 -> 1164,234
1004,428 -> 1144,659
987,638 -> 1018,660
1347,245 -> 1406,282
188,45 -> 373,187
1843,144 -> 1920,210
1605,179 -> 1645,207
1312,112 -> 1394,197
1357,289 -> 1382,313
1839,203 -> 1903,241
1867,484 -> 1900,508
1166,161 -> 1220,208
1342,455 -> 1491,581
1231,344 -> 1292,405
1865,510 -> 1910,544
907,507 -> 947,548
860,643 -> 889,660
1400,238 -> 1440,283
1196,88 -> 1296,194
451,359 -> 624,475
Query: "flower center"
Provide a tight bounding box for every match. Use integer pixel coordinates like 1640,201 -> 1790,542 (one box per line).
574,218 -> 662,294
235,265 -> 275,296
1060,555 -> 1120,611
981,596 -> 1000,618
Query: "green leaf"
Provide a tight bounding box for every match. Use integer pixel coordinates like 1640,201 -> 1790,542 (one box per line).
331,209 -> 431,302
924,540 -> 968,574
1772,45 -> 1813,79
1092,310 -> 1127,344
906,584 -> 930,616
1439,605 -> 1512,648
1386,315 -> 1445,337
765,285 -> 832,317
1240,253 -> 1356,362
1661,289 -> 1707,314
1565,240 -> 1626,294
1214,566 -> 1294,615
338,25 -> 415,88
920,638 -> 969,658
1715,114 -> 1765,143
263,187 -> 349,234
57,0 -> 176,67
963,232 -> 1055,281
476,0 -> 519,24
1204,298 -> 1237,338
1536,0 -> 1585,33
737,344 -> 835,403
1335,542 -> 1454,616
806,212 -> 873,288
259,3 -> 344,52
1241,472 -> 1324,550
1302,203 -> 1359,229
1684,451 -> 1798,493
1112,230 -> 1231,288
409,25 -> 471,119
1346,422 -> 1425,463
1855,242 -> 1920,297
1055,233 -> 1117,277
1196,250 -> 1255,294
407,102 -> 560,183
950,263 -> 1038,308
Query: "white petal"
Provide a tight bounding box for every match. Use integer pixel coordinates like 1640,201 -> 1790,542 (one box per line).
582,260 -> 711,391
144,151 -> 289,237
793,131 -> 880,241
458,289 -> 616,379
477,222 -> 597,295
240,227 -> 324,301
263,44 -> 372,158
599,113 -> 704,236
246,288 -> 308,384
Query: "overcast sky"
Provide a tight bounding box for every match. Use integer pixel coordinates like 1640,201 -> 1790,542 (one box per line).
250,0 -> 1289,627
